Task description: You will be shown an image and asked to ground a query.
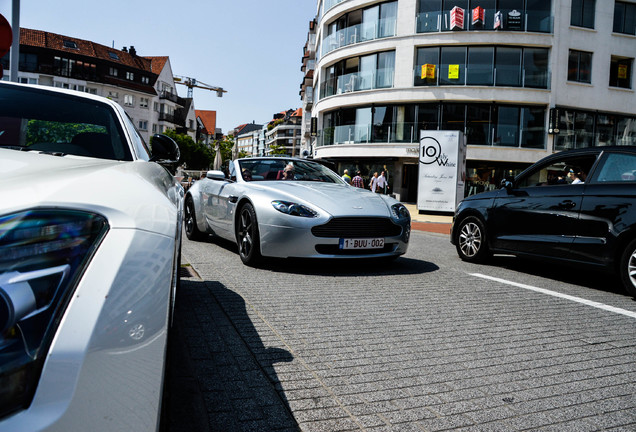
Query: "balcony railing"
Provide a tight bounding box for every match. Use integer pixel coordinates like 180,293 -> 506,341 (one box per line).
322,18 -> 397,56
323,0 -> 345,13
416,10 -> 552,33
413,66 -> 550,89
159,91 -> 178,103
320,68 -> 394,99
158,112 -> 176,123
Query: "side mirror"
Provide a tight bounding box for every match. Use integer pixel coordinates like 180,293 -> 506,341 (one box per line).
500,179 -> 513,191
150,134 -> 180,164
206,170 -> 226,181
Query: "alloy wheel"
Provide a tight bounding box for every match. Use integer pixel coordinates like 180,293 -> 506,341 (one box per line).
459,221 -> 482,258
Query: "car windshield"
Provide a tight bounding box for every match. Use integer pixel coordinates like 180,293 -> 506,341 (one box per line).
0,84 -> 133,161
238,159 -> 344,183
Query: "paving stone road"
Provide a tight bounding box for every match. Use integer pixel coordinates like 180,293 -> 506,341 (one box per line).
163,229 -> 636,431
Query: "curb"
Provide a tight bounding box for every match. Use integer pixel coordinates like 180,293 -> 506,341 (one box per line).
412,221 -> 452,234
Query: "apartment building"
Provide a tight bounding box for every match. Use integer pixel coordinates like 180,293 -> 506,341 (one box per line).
302,0 -> 636,202
1,28 -> 194,143
265,109 -> 304,156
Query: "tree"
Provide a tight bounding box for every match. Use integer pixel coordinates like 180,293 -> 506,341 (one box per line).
161,129 -> 212,170
268,143 -> 287,156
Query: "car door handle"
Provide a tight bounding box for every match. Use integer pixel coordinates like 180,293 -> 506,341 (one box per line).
558,200 -> 576,209
228,195 -> 238,203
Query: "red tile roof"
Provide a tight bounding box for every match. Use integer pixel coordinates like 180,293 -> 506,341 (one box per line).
196,110 -> 216,135
144,56 -> 169,75
20,28 -> 154,73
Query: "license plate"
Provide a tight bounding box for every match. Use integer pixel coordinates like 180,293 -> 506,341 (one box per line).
339,238 -> 385,250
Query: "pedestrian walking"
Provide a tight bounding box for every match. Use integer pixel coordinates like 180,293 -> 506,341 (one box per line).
369,172 -> 379,192
377,171 -> 388,194
352,171 -> 364,188
342,169 -> 351,185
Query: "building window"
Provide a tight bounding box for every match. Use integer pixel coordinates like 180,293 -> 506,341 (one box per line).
152,124 -> 157,133
555,109 -> 636,149
109,67 -> 118,77
321,102 -> 546,149
153,102 -> 159,112
138,120 -> 148,130
570,0 -> 595,28
319,51 -> 396,98
141,76 -> 150,84
415,46 -> 548,89
87,87 -> 97,95
322,1 -> 398,56
19,53 -> 38,72
63,40 -> 78,49
126,71 -> 134,81
614,1 -> 636,35
108,52 -> 120,61
108,91 -> 119,99
609,56 -> 633,89
416,0 -> 552,33
140,97 -> 149,108
568,50 -> 592,83
124,94 -> 135,107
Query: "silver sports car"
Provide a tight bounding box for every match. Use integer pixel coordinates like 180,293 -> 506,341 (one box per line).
184,157 -> 411,264
0,82 -> 182,431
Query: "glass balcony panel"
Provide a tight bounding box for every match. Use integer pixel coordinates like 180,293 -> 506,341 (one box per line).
417,11 -> 441,33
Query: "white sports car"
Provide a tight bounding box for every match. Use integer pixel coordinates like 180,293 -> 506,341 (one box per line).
0,82 -> 183,430
184,157 -> 411,264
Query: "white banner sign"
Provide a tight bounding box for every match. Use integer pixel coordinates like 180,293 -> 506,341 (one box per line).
417,131 -> 466,212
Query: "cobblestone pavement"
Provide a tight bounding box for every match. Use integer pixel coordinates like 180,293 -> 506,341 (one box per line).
163,229 -> 636,431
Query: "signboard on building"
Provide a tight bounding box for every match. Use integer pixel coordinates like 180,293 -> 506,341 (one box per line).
311,117 -> 317,136
472,7 -> 485,26
417,131 -> 466,213
450,7 -> 465,30
448,64 -> 460,80
494,11 -> 503,29
421,63 -> 436,79
507,10 -> 522,30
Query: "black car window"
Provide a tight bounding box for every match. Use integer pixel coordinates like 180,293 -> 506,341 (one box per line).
516,155 -> 598,188
0,85 -> 132,161
592,152 -> 636,183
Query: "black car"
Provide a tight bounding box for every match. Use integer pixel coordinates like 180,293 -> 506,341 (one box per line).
451,146 -> 636,296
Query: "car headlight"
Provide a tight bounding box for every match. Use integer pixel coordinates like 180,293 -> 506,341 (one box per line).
391,203 -> 410,220
271,201 -> 318,218
0,209 -> 108,419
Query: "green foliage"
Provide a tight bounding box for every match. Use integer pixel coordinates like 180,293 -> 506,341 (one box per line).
161,129 -> 212,170
268,144 -> 287,155
25,120 -> 106,146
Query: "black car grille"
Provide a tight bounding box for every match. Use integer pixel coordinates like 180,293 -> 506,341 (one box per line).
311,217 -> 403,238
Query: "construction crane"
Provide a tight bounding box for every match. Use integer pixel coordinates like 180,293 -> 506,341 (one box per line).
173,75 -> 227,98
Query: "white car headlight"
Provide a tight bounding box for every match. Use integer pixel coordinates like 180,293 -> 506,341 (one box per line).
0,209 -> 108,419
271,200 -> 318,218
391,203 -> 410,220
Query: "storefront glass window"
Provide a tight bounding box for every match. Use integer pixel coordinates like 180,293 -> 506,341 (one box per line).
495,106 -> 520,146
466,104 -> 492,145
520,107 -> 546,148
442,104 -> 466,132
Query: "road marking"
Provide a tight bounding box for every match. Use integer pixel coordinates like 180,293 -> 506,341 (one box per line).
470,273 -> 636,319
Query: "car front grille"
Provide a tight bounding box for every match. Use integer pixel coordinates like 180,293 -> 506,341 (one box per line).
311,217 -> 403,238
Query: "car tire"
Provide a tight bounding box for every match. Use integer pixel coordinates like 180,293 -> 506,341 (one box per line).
619,238 -> 636,297
184,197 -> 205,241
237,203 -> 261,266
455,216 -> 491,263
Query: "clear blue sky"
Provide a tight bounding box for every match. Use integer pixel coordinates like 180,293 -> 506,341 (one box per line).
1,0 -> 316,133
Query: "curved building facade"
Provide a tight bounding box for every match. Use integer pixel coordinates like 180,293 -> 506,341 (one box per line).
303,0 -> 636,202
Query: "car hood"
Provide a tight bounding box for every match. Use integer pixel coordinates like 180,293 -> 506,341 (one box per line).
249,181 -> 396,217
1,149 -> 179,235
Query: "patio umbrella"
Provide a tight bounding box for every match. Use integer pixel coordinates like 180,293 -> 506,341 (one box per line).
213,143 -> 222,170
